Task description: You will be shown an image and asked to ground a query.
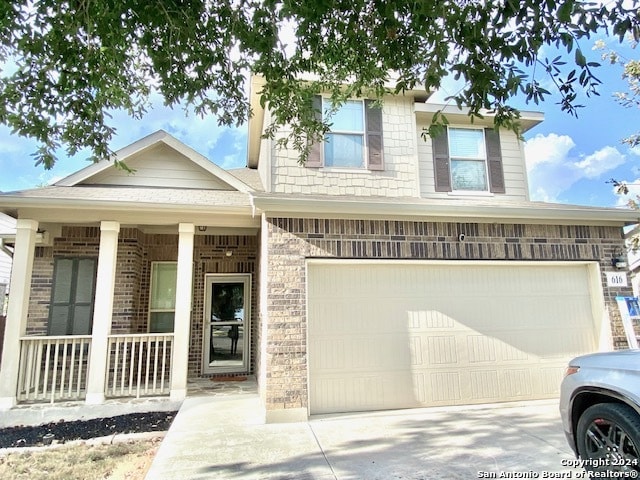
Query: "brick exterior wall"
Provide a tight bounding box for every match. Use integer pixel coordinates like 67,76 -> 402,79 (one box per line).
263,217 -> 632,412
191,234 -> 258,377
25,226 -> 258,379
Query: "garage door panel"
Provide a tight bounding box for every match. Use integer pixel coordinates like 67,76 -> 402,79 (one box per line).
309,262 -> 600,414
428,372 -> 462,403
540,366 -> 567,395
502,368 -> 533,398
467,370 -> 501,401
312,374 -> 418,414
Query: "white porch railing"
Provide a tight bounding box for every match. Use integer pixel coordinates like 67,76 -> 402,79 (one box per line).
17,336 -> 92,403
105,334 -> 173,399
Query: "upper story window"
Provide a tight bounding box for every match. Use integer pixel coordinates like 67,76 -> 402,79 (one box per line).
448,128 -> 487,191
325,100 -> 365,168
433,126 -> 505,194
307,96 -> 384,171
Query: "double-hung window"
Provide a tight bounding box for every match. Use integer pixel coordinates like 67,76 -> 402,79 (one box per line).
433,126 -> 505,193
307,96 -> 384,170
324,100 -> 366,168
148,262 -> 177,333
448,128 -> 488,191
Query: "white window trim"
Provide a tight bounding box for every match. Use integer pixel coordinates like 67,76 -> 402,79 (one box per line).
322,97 -> 367,169
447,125 -> 490,193
447,190 -> 495,197
148,261 -> 177,333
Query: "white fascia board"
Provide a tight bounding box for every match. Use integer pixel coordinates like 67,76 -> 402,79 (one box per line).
55,130 -> 253,193
0,196 -> 253,217
251,195 -> 638,226
414,103 -> 544,132
55,130 -> 171,186
159,135 -> 253,193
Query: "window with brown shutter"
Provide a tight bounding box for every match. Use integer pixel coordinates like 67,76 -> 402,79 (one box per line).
306,96 -> 384,171
431,127 -> 505,194
432,131 -> 452,192
485,128 -> 505,193
306,96 -> 323,168
365,100 -> 384,171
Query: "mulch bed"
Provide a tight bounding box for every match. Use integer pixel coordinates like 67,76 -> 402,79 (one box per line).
0,411 -> 177,448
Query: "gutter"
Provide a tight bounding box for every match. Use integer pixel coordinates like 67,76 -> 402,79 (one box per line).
251,194 -> 640,226
0,196 -> 254,216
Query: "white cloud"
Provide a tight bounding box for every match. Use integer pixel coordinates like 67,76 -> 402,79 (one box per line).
524,133 -> 626,203
524,133 -> 575,171
575,146 -> 626,179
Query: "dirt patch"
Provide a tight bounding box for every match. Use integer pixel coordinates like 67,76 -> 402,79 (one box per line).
0,437 -> 164,480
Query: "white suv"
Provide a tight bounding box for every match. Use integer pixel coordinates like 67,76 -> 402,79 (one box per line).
560,350 -> 640,475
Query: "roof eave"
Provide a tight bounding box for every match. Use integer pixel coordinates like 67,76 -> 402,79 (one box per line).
414,103 -> 544,133
0,195 -> 254,218
252,195 -> 637,226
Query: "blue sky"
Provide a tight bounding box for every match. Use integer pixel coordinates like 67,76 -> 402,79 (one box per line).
0,36 -> 638,209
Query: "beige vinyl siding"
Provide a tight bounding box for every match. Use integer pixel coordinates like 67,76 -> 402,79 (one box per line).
417,123 -> 529,201
84,144 -> 234,190
308,261 -> 601,415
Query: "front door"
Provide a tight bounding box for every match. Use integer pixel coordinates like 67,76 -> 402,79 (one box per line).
203,274 -> 251,374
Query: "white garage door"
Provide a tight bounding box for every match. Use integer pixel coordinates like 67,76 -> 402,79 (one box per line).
308,261 -> 600,414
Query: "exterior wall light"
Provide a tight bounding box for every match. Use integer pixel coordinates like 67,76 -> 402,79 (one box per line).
613,254 -> 628,270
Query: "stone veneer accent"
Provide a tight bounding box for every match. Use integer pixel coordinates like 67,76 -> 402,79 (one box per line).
26,226 -> 258,378
263,217 -> 633,413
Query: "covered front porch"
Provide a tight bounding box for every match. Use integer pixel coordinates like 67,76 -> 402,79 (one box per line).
0,217 -> 260,410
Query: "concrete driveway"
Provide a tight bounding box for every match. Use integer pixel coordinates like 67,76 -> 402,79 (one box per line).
145,393 -> 583,479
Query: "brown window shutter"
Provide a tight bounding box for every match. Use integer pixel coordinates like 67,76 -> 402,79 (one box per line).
432,130 -> 451,192
306,95 -> 323,168
485,128 -> 505,194
364,100 -> 384,171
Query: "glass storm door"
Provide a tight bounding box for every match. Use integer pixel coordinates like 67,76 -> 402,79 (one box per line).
203,274 -> 251,373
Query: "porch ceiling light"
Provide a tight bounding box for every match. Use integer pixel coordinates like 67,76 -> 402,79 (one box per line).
197,226 -> 207,232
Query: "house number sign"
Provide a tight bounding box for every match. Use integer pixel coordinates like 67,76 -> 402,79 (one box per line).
605,271 -> 628,287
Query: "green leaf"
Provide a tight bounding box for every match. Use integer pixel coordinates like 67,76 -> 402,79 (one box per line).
557,1 -> 573,23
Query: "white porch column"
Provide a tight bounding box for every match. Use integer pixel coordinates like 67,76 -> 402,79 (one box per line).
170,223 -> 194,401
0,219 -> 38,409
85,221 -> 120,405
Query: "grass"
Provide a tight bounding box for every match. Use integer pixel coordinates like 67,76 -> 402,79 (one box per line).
0,437 -> 161,480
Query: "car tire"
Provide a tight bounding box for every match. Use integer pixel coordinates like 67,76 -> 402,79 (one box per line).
576,403 -> 640,474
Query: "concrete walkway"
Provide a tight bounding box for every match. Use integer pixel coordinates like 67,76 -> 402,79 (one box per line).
145,391 -> 584,480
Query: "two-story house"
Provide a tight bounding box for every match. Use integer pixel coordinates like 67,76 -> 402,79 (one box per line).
0,77 -> 636,423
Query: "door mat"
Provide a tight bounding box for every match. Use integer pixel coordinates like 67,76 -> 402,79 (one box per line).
210,376 -> 247,382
